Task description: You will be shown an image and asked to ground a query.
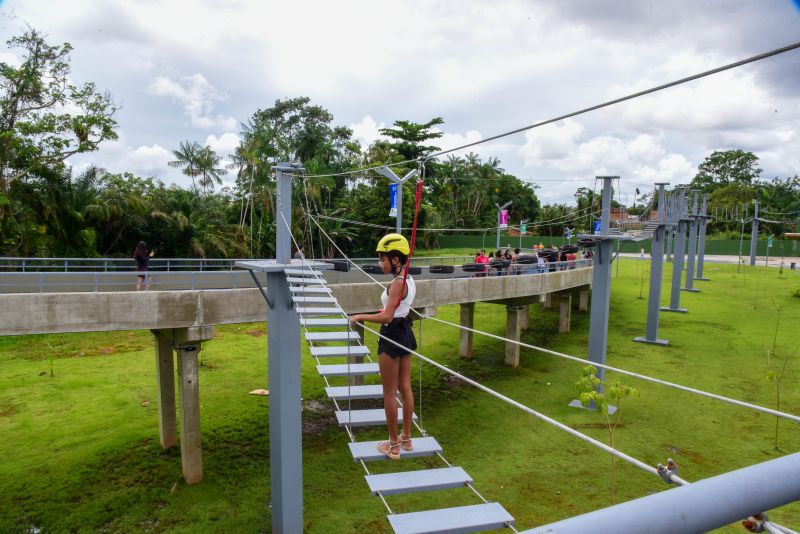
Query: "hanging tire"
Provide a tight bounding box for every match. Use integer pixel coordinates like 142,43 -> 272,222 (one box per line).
429,265 -> 455,274
328,259 -> 350,272
360,265 -> 384,275
408,266 -> 422,275
490,259 -> 511,269
461,263 -> 486,272
516,255 -> 537,264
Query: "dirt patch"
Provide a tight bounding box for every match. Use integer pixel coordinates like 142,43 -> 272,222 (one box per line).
99,347 -> 115,355
662,443 -> 710,465
442,374 -> 467,388
244,329 -> 266,337
0,403 -> 16,417
301,399 -> 337,436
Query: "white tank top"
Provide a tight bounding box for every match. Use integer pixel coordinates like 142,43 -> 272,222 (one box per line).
380,276 -> 416,319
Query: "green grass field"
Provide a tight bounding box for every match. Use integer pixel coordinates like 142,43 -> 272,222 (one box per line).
1,259 -> 799,533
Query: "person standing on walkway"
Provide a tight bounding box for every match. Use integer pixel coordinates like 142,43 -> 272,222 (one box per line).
349,233 -> 417,460
134,241 -> 155,291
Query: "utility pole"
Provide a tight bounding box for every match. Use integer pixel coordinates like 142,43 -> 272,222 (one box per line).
376,166 -> 419,234
750,199 -> 760,267
635,183 -> 669,346
496,200 -> 513,250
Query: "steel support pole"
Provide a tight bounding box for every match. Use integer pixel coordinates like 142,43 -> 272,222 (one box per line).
521,452 -> 800,534
695,194 -> 710,281
635,183 -> 668,346
269,165 -> 302,533
377,167 -> 418,235
683,190 -> 700,293
750,200 -> 760,266
666,226 -> 673,262
578,177 -> 615,389
662,192 -> 688,313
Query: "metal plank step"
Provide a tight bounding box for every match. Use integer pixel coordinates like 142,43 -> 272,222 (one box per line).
292,296 -> 337,304
349,436 -> 443,462
335,408 -> 416,427
284,268 -> 324,276
317,363 -> 379,377
310,345 -> 370,358
290,286 -> 331,294
326,384 -> 384,401
302,318 -> 350,327
365,466 -> 472,496
305,331 -> 360,342
286,276 -> 323,284
295,307 -> 341,316
388,502 -> 514,534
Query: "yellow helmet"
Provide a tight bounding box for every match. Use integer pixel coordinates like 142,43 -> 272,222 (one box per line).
376,233 -> 410,255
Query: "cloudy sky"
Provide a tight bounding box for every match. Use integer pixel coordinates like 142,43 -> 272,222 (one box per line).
2,0 -> 800,204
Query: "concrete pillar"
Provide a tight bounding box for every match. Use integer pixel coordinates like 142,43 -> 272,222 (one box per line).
505,305 -> 525,367
459,303 -> 475,358
578,289 -> 589,311
176,342 -> 202,484
543,292 -> 553,309
349,323 -> 365,386
559,294 -> 572,333
152,329 -> 177,449
172,326 -> 213,485
521,304 -> 529,329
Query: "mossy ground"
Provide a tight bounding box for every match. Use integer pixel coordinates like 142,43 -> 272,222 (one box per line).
1,259 -> 799,532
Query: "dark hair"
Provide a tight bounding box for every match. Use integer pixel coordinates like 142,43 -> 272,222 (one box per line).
134,241 -> 148,259
380,250 -> 408,275
514,248 -> 520,254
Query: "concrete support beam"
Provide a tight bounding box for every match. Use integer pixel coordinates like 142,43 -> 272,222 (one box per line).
578,289 -> 589,312
543,292 -> 553,309
521,304 -> 529,329
152,329 -> 177,449
559,294 -> 572,333
459,303 -> 475,358
505,305 -> 525,367
176,341 -> 203,484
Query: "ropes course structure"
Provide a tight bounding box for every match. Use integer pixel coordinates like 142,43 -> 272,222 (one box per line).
237,40 -> 800,534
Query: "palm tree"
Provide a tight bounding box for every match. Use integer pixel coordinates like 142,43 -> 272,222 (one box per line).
168,141 -> 202,191
196,146 -> 227,194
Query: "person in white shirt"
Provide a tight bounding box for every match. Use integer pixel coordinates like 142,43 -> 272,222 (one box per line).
349,233 -> 417,460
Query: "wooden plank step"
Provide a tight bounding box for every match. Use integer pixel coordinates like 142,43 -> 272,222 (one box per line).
349,436 -> 442,462
310,345 -> 370,358
335,408 -> 416,427
387,503 -> 514,534
317,363 -> 379,377
290,286 -> 331,294
295,307 -> 341,316
302,318 -> 350,327
305,331 -> 360,342
365,466 -> 472,496
326,384 -> 384,401
292,296 -> 337,304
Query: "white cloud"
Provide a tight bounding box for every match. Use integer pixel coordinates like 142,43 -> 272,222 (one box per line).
205,132 -> 240,158
148,73 -> 237,130
349,115 -> 385,150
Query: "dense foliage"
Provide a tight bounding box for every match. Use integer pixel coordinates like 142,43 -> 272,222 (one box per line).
1,30 -> 797,258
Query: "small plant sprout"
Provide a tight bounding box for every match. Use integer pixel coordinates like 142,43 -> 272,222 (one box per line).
575,365 -> 639,504
765,299 -> 794,450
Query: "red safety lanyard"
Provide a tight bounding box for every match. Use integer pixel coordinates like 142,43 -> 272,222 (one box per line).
396,178 -> 424,308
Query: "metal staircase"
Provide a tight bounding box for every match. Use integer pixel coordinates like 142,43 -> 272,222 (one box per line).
289,266 -> 515,533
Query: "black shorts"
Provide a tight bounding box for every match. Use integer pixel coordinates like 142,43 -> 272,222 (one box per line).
378,317 -> 417,359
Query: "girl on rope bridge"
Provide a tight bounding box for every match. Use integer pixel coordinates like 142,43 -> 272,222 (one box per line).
349,233 -> 417,460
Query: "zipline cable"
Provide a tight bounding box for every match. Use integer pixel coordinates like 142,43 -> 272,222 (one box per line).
292,41 -> 800,179
305,211 -> 800,425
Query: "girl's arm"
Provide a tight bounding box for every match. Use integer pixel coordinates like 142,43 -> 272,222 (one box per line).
350,278 -> 404,324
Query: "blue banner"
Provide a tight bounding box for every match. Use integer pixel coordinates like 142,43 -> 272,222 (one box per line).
389,184 -> 398,217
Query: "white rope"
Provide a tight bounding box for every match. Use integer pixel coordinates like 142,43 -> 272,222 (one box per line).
305,211 -> 800,425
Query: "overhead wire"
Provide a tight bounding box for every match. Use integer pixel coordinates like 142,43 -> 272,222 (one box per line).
291,40 -> 800,180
